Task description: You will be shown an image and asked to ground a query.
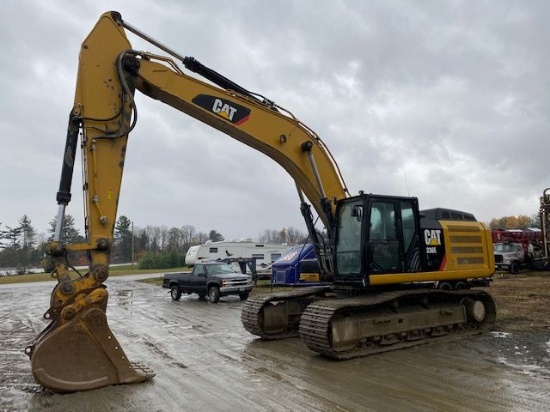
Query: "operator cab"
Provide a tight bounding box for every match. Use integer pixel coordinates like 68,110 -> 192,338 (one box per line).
333,194 -> 422,285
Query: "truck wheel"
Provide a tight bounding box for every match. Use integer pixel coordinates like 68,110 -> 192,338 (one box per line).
171,286 -> 182,301
208,286 -> 220,303
239,292 -> 250,301
510,262 -> 520,275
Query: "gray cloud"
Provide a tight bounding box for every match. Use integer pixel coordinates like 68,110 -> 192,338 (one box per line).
1,0 -> 548,241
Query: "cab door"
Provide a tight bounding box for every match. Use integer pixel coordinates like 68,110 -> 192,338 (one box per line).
367,199 -> 401,273
190,264 -> 206,292
366,197 -> 421,274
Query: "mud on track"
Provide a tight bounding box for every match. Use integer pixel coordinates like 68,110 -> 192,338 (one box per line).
1,277 -> 549,412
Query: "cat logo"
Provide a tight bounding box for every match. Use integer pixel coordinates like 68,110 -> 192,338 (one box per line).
192,94 -> 250,125
424,229 -> 442,246
212,99 -> 237,120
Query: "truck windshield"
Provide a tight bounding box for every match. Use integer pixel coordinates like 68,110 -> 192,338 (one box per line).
207,264 -> 235,274
493,243 -> 517,253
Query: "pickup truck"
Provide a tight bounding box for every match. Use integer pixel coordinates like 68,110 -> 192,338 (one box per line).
162,262 -> 253,303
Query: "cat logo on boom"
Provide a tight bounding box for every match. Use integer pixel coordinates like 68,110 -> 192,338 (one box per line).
192,94 -> 251,125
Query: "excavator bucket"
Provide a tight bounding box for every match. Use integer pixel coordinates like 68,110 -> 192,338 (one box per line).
26,307 -> 154,393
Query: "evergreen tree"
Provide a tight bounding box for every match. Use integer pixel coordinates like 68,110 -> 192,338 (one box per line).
2,226 -> 22,249
19,215 -> 37,267
114,215 -> 133,262
19,215 -> 36,250
48,214 -> 82,243
208,230 -> 224,242
0,225 -> 23,269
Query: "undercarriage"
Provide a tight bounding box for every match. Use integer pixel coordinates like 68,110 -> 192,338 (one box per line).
241,287 -> 496,359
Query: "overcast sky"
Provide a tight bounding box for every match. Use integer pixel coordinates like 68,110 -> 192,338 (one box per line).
1,0 -> 549,241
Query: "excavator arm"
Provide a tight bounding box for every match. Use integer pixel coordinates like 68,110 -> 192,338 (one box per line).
26,11 -> 349,393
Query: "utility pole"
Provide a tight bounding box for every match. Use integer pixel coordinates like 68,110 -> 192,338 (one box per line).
131,221 -> 135,268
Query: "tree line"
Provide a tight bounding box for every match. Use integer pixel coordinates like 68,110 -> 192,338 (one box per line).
488,214 -> 539,231
6,211 -> 536,273
0,214 -> 307,273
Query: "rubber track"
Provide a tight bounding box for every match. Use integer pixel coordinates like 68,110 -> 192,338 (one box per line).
299,289 -> 496,360
241,286 -> 330,340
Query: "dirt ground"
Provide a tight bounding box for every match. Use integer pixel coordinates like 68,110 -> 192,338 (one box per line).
489,271 -> 550,333
1,272 -> 549,412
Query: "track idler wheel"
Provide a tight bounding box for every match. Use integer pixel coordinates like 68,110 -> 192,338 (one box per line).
464,299 -> 487,322
26,307 -> 154,393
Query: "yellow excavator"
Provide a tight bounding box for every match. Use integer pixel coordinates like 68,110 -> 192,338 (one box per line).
26,11 -> 496,393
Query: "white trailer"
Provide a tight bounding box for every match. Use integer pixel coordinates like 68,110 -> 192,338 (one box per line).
185,241 -> 290,267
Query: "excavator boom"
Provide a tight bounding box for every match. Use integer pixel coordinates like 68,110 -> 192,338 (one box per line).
26,11 -> 349,393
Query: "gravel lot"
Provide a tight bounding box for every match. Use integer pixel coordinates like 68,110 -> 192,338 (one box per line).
1,274 -> 549,412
